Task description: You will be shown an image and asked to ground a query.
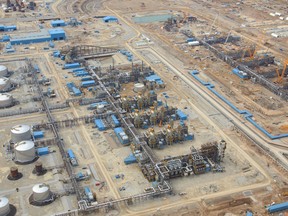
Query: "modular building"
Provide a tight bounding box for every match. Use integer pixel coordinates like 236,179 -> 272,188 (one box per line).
51,20 -> 66,27
64,63 -> 81,69
9,28 -> 66,45
232,68 -> 249,79
103,16 -> 118,22
176,109 -> 187,120
94,119 -> 106,131
114,127 -> 129,145
81,80 -> 96,87
111,115 -> 120,127
0,25 -> 17,32
33,131 -> 44,139
37,147 -> 49,156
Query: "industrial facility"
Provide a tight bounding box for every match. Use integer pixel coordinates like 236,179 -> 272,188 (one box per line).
0,0 -> 288,216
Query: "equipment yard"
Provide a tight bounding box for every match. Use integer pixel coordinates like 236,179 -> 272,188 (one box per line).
0,0 -> 288,216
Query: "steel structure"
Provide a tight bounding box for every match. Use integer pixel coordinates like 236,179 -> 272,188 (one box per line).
61,45 -> 118,61
27,60 -> 82,200
200,40 -> 288,100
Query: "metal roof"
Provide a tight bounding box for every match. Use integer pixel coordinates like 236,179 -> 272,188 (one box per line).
15,140 -> 34,151
11,124 -> 30,134
0,197 -> 9,208
32,184 -> 49,193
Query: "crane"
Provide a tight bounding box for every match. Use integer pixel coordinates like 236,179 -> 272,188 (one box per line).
275,59 -> 288,84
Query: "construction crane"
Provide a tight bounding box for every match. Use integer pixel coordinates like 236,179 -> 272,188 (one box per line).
275,59 -> 288,84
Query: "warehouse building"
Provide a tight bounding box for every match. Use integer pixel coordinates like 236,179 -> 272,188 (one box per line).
9,28 -> 66,45
51,20 -> 66,27
0,25 -> 17,32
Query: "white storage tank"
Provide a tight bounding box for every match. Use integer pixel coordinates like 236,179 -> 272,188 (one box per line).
0,77 -> 11,92
96,104 -> 105,114
11,124 -> 31,143
0,93 -> 13,108
15,140 -> 35,163
134,83 -> 145,93
32,184 -> 51,202
0,197 -> 10,216
0,65 -> 8,77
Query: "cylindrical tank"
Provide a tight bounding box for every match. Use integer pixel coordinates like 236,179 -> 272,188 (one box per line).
134,83 -> 145,93
0,93 -> 13,108
35,161 -> 43,173
11,124 -> 31,143
10,167 -> 19,178
32,184 -> 51,202
14,140 -> 35,163
0,65 -> 8,77
96,104 -> 105,114
0,77 -> 11,92
0,197 -> 10,216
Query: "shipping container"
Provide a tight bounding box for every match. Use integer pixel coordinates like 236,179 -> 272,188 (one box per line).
37,147 -> 49,156
33,131 -> 44,139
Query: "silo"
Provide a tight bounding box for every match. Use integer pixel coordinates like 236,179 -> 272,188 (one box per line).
0,197 -> 10,216
0,65 -> 8,77
0,77 -> 11,92
11,125 -> 31,143
32,184 -> 51,202
14,140 -> 35,163
0,93 -> 13,108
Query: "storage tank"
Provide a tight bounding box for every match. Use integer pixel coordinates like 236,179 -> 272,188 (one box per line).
0,197 -> 10,216
96,104 -> 105,114
14,140 -> 35,163
32,184 -> 51,202
11,124 -> 31,143
0,93 -> 13,108
0,77 -> 11,92
134,83 -> 145,93
0,65 -> 8,77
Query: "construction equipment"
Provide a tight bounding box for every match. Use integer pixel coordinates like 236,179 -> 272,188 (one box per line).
275,59 -> 288,84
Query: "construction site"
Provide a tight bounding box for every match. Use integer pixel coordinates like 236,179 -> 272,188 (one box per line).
0,0 -> 288,216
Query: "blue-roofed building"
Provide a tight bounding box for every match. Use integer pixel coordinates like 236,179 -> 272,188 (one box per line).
0,25 -> 17,32
81,80 -> 96,87
246,211 -> 253,216
51,20 -> 66,27
48,28 -> 66,40
146,74 -> 164,85
9,28 -> 66,45
2,35 -> 10,42
33,131 -> 44,139
94,119 -> 107,131
4,26 -> 17,31
111,115 -> 120,127
37,147 -> 49,156
267,201 -> 288,213
103,16 -> 118,22
114,127 -> 129,145
176,109 -> 187,120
